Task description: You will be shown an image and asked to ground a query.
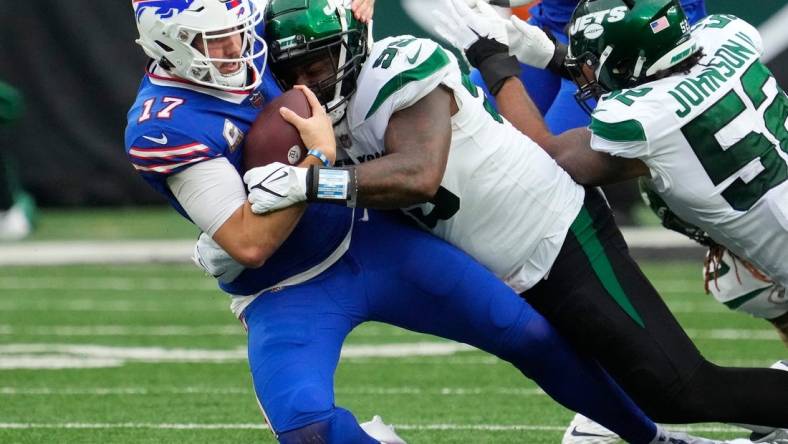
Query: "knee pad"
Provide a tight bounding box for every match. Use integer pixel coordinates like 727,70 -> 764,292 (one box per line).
278,419 -> 331,444
493,304 -> 558,364
277,408 -> 376,444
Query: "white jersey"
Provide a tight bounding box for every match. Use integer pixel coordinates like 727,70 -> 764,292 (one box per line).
589,15 -> 788,287
338,36 -> 584,292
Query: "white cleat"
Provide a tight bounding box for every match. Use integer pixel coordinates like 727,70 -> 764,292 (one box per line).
562,414 -> 738,444
562,413 -> 619,444
655,429 -> 726,444
359,415 -> 407,444
771,360 -> 788,372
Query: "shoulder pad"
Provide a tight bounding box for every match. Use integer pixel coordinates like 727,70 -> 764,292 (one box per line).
354,36 -> 457,120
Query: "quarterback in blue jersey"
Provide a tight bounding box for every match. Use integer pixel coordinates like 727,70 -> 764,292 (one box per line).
123,1 -> 705,443
469,0 -> 706,133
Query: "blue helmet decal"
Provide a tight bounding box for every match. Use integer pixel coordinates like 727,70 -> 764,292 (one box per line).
133,0 -> 195,21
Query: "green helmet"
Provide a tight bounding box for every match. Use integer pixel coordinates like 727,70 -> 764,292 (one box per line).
566,0 -> 698,110
264,0 -> 370,118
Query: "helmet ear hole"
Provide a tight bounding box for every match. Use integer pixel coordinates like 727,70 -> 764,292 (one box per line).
159,57 -> 175,70
155,41 -> 174,53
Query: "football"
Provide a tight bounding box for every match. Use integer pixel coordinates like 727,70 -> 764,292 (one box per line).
243,88 -> 312,172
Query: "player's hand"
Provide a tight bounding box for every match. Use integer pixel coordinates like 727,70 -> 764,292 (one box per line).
279,85 -> 337,164
506,15 -> 556,69
244,162 -> 309,214
351,0 -> 374,23
193,233 -> 246,283
433,0 -> 508,51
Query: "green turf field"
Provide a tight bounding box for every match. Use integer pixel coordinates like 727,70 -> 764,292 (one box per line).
0,260 -> 784,443
0,208 -> 784,443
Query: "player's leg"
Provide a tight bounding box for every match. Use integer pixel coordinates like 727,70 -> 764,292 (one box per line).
525,187 -> 788,427
356,210 -> 659,444
241,263 -> 378,444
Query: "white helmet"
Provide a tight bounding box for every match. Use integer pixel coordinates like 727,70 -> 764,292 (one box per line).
133,0 -> 267,91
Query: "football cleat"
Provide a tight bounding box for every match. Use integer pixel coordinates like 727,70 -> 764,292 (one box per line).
746,363 -> 788,444
562,413 -> 619,444
0,192 -> 35,241
771,360 -> 788,372
359,415 -> 407,444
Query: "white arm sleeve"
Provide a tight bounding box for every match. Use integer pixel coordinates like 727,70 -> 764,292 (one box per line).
166,157 -> 246,236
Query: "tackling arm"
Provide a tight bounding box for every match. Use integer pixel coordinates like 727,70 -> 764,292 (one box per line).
214,153 -> 327,267
170,155 -> 322,269
352,86 -> 454,208
495,78 -> 649,186
212,203 -> 306,269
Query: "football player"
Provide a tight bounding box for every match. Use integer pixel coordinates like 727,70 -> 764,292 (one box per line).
641,180 -> 788,346
250,0 -> 788,437
437,0 -> 788,441
465,0 -> 706,134
124,1 -> 679,443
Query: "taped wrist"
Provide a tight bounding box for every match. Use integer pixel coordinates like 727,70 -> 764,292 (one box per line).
479,54 -> 521,95
466,37 -> 520,95
305,164 -> 358,207
546,41 -> 572,80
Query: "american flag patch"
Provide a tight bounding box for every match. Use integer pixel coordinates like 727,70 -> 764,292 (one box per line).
224,0 -> 242,9
650,16 -> 670,34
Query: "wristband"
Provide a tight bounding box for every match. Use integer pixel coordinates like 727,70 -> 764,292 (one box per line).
547,42 -> 572,81
466,37 -> 521,96
307,149 -> 331,166
478,53 -> 521,95
305,165 -> 358,207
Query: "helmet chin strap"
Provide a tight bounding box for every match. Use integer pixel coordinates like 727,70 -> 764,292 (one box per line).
216,64 -> 249,89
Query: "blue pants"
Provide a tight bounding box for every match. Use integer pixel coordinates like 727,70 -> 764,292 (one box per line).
243,210 -> 656,443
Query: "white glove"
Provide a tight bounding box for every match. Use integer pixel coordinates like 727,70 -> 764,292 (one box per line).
433,0 -> 508,51
506,15 -> 556,69
192,233 -> 245,283
243,162 -> 309,214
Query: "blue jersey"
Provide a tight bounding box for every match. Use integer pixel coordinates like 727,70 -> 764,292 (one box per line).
124,62 -> 353,295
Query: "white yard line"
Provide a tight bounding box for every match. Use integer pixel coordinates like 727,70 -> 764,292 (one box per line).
0,228 -> 697,266
0,386 -> 546,396
0,276 -> 213,291
0,240 -> 195,266
0,326 -> 776,340
0,422 -> 744,434
0,342 -> 474,369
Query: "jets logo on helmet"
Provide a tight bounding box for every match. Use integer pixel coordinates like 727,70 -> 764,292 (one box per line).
568,6 -> 627,38
566,0 -> 699,113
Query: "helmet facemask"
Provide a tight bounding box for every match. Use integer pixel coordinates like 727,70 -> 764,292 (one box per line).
565,50 -> 604,115
134,0 -> 268,92
187,20 -> 267,90
269,28 -> 368,121
264,0 -> 370,123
